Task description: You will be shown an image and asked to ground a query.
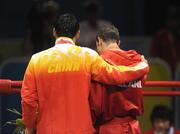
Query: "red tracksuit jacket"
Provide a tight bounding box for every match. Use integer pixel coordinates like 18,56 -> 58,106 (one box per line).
90,48 -> 149,134
21,37 -> 149,134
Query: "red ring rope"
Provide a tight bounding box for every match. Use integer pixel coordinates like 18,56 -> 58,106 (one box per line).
143,90 -> 180,96
4,80 -> 180,88
144,81 -> 180,87
1,80 -> 180,96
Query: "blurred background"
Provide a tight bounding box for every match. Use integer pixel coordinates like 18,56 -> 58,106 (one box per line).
0,0 -> 180,133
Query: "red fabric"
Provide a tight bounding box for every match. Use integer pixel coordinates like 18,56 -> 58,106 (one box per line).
99,117 -> 141,134
90,48 -> 148,134
144,128 -> 180,134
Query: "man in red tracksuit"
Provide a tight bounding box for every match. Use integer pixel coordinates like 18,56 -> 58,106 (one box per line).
90,24 -> 149,134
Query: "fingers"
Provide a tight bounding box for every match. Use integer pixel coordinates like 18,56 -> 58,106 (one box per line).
25,128 -> 34,134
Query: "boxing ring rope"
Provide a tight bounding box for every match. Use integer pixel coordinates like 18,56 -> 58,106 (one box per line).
0,79 -> 180,96
144,81 -> 180,87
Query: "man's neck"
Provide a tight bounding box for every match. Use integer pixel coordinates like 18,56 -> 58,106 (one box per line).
72,38 -> 76,43
105,42 -> 120,51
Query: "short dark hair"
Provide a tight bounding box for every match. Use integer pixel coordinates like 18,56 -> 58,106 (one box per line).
54,14 -> 80,38
97,24 -> 120,43
150,105 -> 173,125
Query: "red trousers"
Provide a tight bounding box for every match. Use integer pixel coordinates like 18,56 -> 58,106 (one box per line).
99,117 -> 141,134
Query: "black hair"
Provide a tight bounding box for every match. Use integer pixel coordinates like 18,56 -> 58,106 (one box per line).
150,105 -> 174,125
97,24 -> 120,44
54,13 -> 80,38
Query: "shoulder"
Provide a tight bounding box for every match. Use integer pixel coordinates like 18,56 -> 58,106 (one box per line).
31,47 -> 54,63
81,47 -> 98,57
116,48 -> 140,56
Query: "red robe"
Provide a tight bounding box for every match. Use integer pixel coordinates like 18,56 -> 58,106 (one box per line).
90,48 -> 148,134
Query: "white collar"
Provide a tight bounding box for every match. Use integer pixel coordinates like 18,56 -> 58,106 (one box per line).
55,37 -> 75,45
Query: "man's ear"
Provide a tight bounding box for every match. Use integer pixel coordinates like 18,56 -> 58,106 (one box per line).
98,37 -> 104,47
118,40 -> 121,46
53,28 -> 58,38
75,30 -> 80,40
95,37 -> 100,46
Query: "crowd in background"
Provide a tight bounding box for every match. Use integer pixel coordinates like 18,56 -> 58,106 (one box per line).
21,0 -> 180,74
